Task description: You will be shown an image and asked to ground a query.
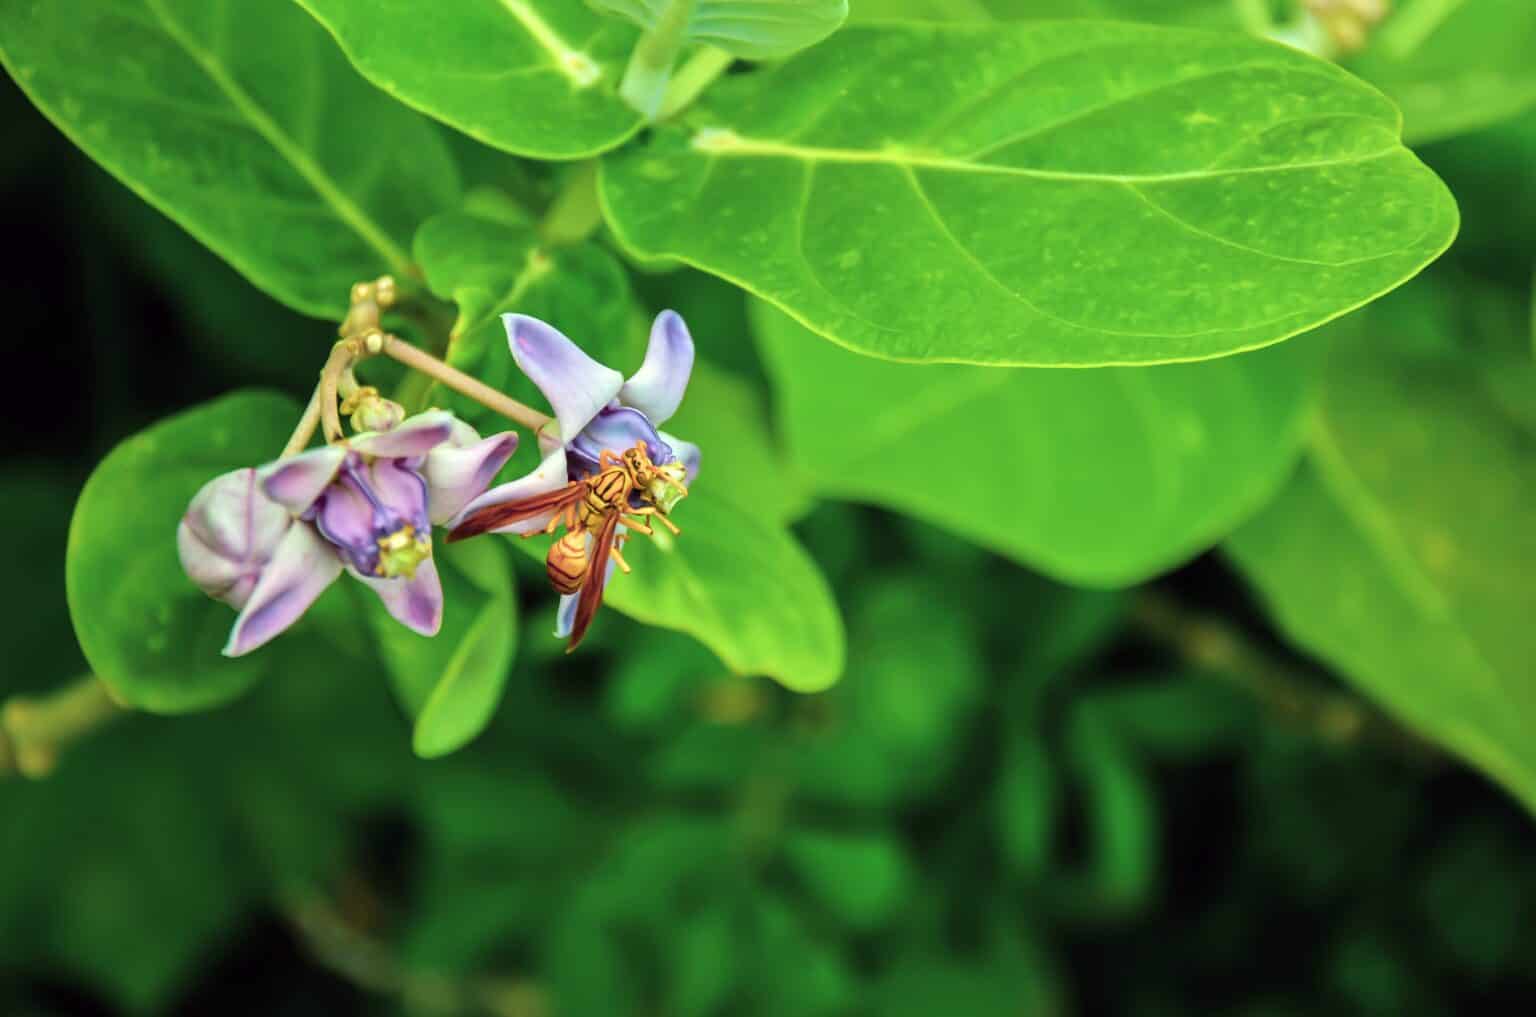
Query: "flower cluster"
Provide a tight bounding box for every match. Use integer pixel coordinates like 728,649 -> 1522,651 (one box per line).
180,410 -> 516,656
179,305 -> 700,656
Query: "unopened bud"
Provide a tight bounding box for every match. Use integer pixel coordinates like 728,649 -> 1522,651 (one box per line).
178,468 -> 293,609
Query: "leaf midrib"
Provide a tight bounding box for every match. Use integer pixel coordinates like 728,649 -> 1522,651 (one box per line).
143,0 -> 413,275
691,129 -> 1401,185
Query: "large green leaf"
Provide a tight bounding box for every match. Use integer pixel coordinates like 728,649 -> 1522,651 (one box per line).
414,205 -> 845,690
1227,348 -> 1536,815
591,0 -> 849,59
0,0 -> 460,317
853,0 -> 1536,145
65,391 -> 302,712
597,489 -> 846,692
601,22 -> 1456,366
753,301 -> 1321,586
296,0 -> 644,159
364,541 -> 518,758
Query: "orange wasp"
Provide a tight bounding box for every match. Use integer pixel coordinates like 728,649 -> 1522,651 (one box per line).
447,441 -> 688,650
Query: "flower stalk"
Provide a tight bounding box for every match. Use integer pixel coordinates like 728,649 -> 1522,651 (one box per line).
0,676 -> 124,779
618,0 -> 697,119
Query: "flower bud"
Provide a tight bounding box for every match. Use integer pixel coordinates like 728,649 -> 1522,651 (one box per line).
177,468 -> 293,609
348,390 -> 406,434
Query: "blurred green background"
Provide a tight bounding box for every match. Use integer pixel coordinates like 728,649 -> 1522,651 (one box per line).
5,49 -> 1536,1017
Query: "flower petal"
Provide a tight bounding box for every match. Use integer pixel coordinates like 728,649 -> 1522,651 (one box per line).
353,558 -> 444,636
368,458 -> 432,533
620,310 -> 694,426
224,523 -> 342,656
450,446 -> 573,535
349,409 -> 456,458
260,446 -> 346,513
424,431 -> 519,525
312,465 -> 381,572
659,430 -> 701,486
179,468 -> 292,609
567,406 -> 672,479
504,314 -> 623,442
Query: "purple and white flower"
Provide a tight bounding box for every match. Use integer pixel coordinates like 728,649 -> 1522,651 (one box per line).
179,410 -> 517,657
450,310 -> 701,637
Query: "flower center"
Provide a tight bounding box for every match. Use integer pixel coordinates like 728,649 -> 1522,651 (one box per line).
376,523 -> 432,579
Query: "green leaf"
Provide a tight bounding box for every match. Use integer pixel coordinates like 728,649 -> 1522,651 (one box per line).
667,359 -> 811,524
1227,347 -> 1536,816
592,0 -> 849,60
753,300 -> 1322,586
1347,0 -> 1536,144
783,829 -> 913,930
296,0 -> 644,159
600,489 -> 846,692
0,0 -> 460,317
600,22 -> 1457,366
65,391 -> 302,712
365,541 -> 518,758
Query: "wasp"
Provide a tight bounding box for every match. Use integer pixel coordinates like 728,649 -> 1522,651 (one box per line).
447,441 -> 688,651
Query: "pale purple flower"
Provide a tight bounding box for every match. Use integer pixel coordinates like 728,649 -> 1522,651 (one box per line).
180,410 -> 517,657
450,310 -> 700,637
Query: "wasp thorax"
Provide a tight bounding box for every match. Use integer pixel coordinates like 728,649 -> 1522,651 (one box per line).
546,530 -> 589,595
376,524 -> 431,579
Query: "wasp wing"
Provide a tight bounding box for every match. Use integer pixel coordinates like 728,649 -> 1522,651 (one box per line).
446,481 -> 585,542
566,511 -> 621,653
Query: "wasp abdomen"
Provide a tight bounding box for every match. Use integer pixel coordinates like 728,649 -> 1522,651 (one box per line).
546,530 -> 589,595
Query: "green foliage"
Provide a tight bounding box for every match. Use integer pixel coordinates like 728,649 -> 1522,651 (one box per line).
296,0 -> 644,158
365,540 -> 518,758
600,489 -> 846,692
592,0 -> 850,60
754,300 -> 1322,585
600,22 -> 1457,365
65,391 -> 301,712
1228,341 -> 1536,814
0,0 -> 460,317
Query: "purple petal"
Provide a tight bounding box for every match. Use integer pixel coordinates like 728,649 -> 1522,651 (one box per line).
554,593 -> 578,638
224,523 -> 342,656
504,314 -> 623,443
567,406 -> 672,479
354,558 -> 443,636
659,430 -> 701,486
311,464 -> 380,573
179,468 -> 292,609
424,430 -> 519,525
259,446 -> 346,513
368,459 -> 432,533
620,310 -> 694,426
450,446 -> 571,535
349,409 -> 456,458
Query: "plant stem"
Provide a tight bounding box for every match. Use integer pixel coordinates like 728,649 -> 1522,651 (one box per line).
618,0 -> 697,119
539,161 -> 603,247
1,676 -> 124,779
383,335 -> 551,432
318,340 -> 358,443
281,382 -> 325,457
1132,591 -> 1437,762
657,45 -> 733,120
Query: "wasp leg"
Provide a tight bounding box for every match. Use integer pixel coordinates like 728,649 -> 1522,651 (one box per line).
609,544 -> 633,574
625,504 -> 681,536
621,514 -> 655,536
